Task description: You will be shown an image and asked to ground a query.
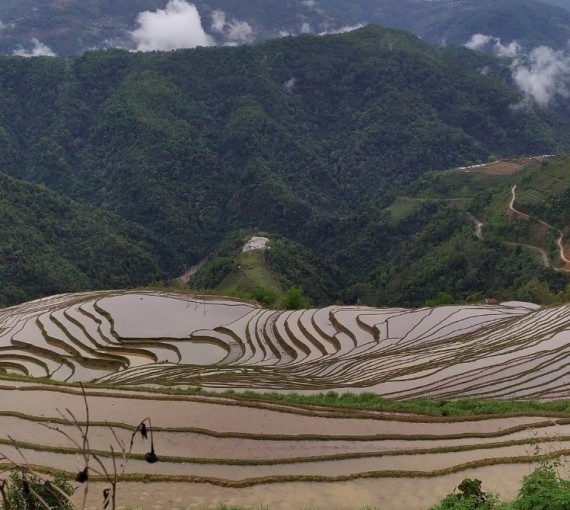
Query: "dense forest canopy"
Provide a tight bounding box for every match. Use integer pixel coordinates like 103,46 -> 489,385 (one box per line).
0,25 -> 569,307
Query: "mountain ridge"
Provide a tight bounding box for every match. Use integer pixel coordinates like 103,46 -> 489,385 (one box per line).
0,0 -> 568,55
0,26 -> 568,307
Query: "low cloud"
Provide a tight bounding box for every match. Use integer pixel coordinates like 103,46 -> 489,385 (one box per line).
278,21 -> 363,39
318,24 -> 364,36
465,34 -> 520,57
284,77 -> 296,91
466,33 -> 570,105
130,0 -> 214,52
512,45 -> 570,106
211,10 -> 253,43
13,38 -> 56,57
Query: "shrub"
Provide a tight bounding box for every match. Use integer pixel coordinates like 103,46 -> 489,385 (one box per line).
250,285 -> 278,306
283,286 -> 310,310
510,464 -> 570,510
1,470 -> 75,510
429,478 -> 501,510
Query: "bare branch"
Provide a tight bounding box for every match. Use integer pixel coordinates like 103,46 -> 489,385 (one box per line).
29,486 -> 54,510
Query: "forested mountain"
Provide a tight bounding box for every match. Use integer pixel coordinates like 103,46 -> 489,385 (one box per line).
0,172 -> 166,307
192,156 -> 570,309
0,0 -> 568,55
0,26 -> 568,307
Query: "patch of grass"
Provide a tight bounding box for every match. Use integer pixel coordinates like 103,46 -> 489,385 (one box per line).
409,168 -> 513,201
216,250 -> 283,305
387,197 -> 423,221
230,390 -> 570,417
5,371 -> 570,420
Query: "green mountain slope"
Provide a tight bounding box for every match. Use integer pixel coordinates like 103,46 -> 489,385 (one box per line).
0,172 -> 166,307
0,26 -> 566,279
195,232 -> 339,307
337,155 -> 570,308
0,27 -> 569,307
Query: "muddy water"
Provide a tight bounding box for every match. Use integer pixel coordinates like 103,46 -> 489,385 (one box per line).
0,387 -> 553,436
3,414 -> 567,460
97,294 -> 253,339
7,439 -> 565,479
77,464 -> 533,510
0,378 -> 556,508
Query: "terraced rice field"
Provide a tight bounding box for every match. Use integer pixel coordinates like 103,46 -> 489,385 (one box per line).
2,290 -> 569,399
4,290 -> 570,508
0,381 -> 564,510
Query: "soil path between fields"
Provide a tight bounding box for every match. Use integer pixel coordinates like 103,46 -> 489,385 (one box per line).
78,465 -> 532,510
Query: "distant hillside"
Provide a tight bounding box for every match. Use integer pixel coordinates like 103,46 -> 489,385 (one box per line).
0,27 -> 569,308
0,27 -> 566,278
336,155 -> 570,308
194,232 -> 339,307
416,0 -> 570,48
0,0 -> 568,54
542,0 -> 570,9
0,172 -> 166,307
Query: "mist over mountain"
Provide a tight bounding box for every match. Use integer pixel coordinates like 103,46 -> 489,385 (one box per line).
0,0 -> 569,55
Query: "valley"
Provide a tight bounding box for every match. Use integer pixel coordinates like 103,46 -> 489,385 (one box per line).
0,13 -> 570,510
2,25 -> 568,309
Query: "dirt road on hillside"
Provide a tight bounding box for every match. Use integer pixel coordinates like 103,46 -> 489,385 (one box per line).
509,185 -> 570,269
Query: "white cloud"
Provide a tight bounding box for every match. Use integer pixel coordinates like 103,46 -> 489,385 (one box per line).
210,9 -> 253,43
465,33 -> 521,57
512,45 -> 570,106
318,24 -> 364,35
211,10 -> 226,33
284,77 -> 296,91
496,41 -> 521,58
277,21 -> 363,39
13,38 -> 56,57
302,0 -> 316,7
300,22 -> 311,34
465,34 -> 493,51
466,33 -> 570,106
130,0 -> 214,52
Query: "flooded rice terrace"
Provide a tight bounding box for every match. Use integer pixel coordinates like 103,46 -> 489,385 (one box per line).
0,290 -> 568,508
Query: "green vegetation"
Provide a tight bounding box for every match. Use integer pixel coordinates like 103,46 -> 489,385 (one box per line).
216,249 -> 281,303
430,454 -> 570,510
515,155 -> 570,230
0,172 -> 166,307
1,470 -> 75,510
425,291 -> 455,307
387,197 -> 423,221
225,389 -> 570,417
283,286 -> 310,310
194,233 -> 337,307
0,27 -> 569,308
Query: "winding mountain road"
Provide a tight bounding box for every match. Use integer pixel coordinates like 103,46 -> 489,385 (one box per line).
509,185 -> 570,269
